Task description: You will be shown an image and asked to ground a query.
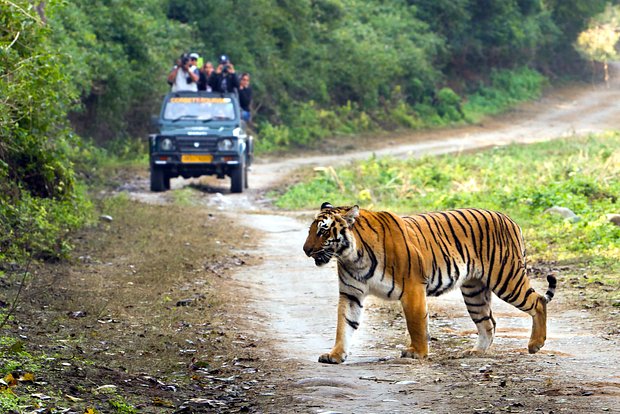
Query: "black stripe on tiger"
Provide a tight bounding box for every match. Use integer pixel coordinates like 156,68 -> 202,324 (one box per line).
544,275 -> 557,302
346,318 -> 359,330
382,212 -> 413,298
340,292 -> 363,308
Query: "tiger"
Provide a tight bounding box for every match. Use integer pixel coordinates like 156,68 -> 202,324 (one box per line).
303,202 -> 557,364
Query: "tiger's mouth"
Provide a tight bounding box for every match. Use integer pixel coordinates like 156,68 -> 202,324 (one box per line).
311,250 -> 333,266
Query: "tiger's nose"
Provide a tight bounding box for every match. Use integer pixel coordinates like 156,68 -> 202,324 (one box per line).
303,241 -> 313,257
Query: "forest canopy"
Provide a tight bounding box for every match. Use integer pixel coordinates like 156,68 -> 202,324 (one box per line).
43,0 -> 615,143
0,0 -> 618,263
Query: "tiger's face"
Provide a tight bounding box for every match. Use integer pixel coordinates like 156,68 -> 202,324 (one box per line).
303,202 -> 359,266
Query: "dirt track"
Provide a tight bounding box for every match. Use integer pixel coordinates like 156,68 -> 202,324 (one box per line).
137,74 -> 620,413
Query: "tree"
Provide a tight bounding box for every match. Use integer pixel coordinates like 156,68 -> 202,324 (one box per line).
574,4 -> 620,87
0,0 -> 90,262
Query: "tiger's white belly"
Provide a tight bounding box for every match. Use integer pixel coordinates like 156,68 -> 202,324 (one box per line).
425,261 -> 472,297
367,271 -> 404,301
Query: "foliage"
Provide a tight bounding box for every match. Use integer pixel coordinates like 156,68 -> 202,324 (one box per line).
257,67 -> 545,151
463,67 -> 546,121
574,4 -> 620,84
275,133 -> 620,277
48,0 -> 192,143
30,0 -> 612,148
0,338 -> 40,376
0,390 -> 20,412
109,396 -> 138,414
0,0 -> 92,264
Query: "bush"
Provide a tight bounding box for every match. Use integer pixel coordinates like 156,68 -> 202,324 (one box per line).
0,1 -> 92,264
463,67 -> 546,121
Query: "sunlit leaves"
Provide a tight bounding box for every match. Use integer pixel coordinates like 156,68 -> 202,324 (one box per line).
575,26 -> 620,62
574,4 -> 620,84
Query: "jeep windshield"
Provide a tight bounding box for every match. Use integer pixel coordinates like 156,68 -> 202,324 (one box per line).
163,96 -> 236,122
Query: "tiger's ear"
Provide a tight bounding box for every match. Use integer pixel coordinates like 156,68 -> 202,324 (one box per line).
343,205 -> 359,226
320,202 -> 334,210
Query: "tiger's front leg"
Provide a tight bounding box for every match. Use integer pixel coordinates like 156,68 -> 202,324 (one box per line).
400,282 -> 429,359
319,292 -> 364,364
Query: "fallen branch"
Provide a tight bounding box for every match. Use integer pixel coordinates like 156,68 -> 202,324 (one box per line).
0,257 -> 32,331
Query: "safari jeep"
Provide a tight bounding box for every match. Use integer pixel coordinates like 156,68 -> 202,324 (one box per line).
148,91 -> 253,193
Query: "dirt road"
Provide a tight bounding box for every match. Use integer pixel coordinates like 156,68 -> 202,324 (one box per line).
136,77 -> 620,413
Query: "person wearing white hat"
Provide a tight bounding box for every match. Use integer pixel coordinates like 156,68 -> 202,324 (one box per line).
167,53 -> 199,92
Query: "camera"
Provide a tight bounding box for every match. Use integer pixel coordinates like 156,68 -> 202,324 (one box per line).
180,53 -> 190,68
222,64 -> 230,74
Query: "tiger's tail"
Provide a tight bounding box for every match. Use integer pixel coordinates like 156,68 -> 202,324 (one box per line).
543,274 -> 557,304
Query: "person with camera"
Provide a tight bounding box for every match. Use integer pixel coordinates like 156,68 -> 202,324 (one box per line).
212,54 -> 239,93
167,53 -> 199,92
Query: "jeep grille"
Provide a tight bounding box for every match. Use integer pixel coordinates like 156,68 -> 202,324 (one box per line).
176,136 -> 218,153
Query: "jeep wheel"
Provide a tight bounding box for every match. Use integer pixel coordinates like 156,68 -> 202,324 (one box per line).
244,165 -> 249,189
150,166 -> 167,192
164,173 -> 171,190
230,161 -> 245,193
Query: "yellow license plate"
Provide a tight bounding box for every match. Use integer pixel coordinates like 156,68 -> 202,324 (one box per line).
181,154 -> 213,163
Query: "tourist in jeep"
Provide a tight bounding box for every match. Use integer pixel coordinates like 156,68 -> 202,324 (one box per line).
198,61 -> 216,92
167,53 -> 199,92
238,72 -> 252,122
212,54 -> 239,93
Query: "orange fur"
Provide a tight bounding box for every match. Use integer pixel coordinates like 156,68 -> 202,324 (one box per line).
304,203 -> 557,363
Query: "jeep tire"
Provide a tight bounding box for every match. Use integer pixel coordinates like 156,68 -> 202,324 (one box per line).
150,166 -> 169,192
230,160 -> 245,193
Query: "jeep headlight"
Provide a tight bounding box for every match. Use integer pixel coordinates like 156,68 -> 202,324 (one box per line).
160,138 -> 174,151
218,138 -> 234,151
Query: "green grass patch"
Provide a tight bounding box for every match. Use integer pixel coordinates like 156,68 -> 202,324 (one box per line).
0,337 -> 42,376
274,133 -> 620,289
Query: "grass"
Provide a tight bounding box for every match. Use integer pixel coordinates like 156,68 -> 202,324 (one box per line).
273,133 -> 620,299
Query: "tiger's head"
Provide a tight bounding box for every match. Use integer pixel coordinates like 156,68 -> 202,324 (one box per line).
303,202 -> 359,266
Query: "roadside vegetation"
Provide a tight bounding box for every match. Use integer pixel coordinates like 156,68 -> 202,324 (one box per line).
2,1 -> 620,411
2,0 -> 617,265
274,133 -> 620,303
1,196 -> 265,413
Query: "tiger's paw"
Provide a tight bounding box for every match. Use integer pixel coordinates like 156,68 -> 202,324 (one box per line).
400,347 -> 427,360
462,348 -> 486,357
318,351 -> 347,364
528,340 -> 545,354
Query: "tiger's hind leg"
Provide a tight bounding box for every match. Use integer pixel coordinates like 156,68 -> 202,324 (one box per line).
461,280 -> 496,355
493,270 -> 555,354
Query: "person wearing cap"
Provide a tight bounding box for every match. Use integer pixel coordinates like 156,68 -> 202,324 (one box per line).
212,54 -> 239,93
167,52 -> 199,92
189,53 -> 200,71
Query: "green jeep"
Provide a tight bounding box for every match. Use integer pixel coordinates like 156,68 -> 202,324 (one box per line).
149,91 -> 253,193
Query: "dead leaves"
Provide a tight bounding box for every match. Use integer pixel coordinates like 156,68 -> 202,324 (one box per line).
1,371 -> 35,388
